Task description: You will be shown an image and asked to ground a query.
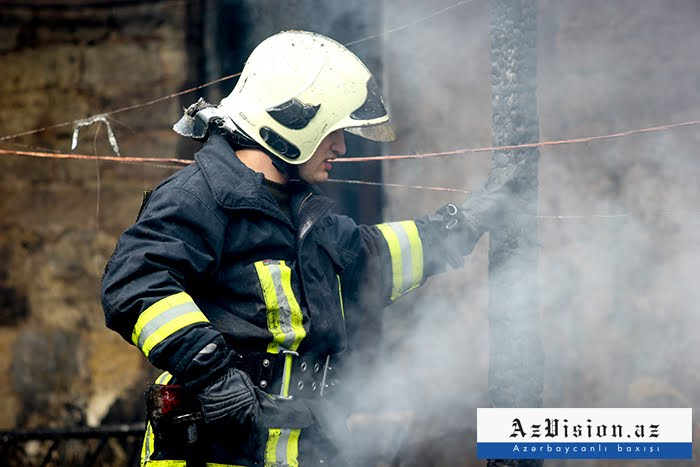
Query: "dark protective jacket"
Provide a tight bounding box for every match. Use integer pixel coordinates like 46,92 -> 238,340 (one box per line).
101,134 -> 458,466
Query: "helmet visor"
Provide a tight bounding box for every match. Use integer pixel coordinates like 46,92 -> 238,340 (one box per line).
345,121 -> 397,142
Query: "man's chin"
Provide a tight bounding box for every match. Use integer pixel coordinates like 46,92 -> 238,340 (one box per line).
300,173 -> 329,184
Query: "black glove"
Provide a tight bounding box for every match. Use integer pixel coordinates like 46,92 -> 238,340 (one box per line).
176,337 -> 238,389
431,184 -> 511,268
175,338 -> 259,426
461,185 -> 510,232
197,367 -> 259,425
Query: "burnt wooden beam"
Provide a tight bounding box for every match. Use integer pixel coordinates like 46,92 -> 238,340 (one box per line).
487,0 -> 544,465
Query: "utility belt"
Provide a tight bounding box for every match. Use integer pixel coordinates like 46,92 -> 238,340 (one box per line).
236,350 -> 336,399
143,351 -> 337,465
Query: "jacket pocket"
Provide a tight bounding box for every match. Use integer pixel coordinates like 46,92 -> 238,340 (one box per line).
316,235 -> 357,272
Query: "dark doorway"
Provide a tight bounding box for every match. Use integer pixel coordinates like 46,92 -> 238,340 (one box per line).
187,0 -> 386,224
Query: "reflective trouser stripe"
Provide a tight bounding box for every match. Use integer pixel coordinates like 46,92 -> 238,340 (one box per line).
141,372 -> 250,467
144,461 -> 248,467
141,372 -> 173,466
376,221 -> 424,300
132,292 -> 210,357
155,372 -> 173,385
265,428 -> 301,467
141,420 -> 154,466
254,260 -> 306,355
143,461 -> 186,467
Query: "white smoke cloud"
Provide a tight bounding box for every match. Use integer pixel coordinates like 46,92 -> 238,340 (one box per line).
332,0 -> 700,464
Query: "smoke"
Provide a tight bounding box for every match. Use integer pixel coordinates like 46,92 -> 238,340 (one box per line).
316,0 -> 700,465
171,0 -> 700,463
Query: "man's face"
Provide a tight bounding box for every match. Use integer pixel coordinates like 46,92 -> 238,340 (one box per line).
297,129 -> 346,184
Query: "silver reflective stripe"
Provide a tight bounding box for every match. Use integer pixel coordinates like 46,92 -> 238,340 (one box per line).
255,260 -> 305,354
155,371 -> 173,385
276,429 -> 293,466
391,222 -> 415,293
376,221 -> 424,300
265,427 -> 301,467
132,292 -> 210,358
136,302 -> 200,351
267,262 -> 297,350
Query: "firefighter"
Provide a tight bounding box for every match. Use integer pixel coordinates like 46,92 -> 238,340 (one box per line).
101,30 -> 507,466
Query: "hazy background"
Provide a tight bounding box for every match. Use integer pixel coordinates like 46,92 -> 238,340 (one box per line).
1,0 -> 699,465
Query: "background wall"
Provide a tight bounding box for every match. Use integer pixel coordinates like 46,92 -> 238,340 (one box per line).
1,1 -> 699,465
0,1 -> 190,431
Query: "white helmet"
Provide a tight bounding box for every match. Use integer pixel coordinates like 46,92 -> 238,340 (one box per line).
219,30 -> 396,165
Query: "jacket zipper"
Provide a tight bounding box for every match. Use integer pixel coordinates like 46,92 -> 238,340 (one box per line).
295,193 -> 346,354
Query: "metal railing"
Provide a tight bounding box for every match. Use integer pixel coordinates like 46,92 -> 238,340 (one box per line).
0,423 -> 145,467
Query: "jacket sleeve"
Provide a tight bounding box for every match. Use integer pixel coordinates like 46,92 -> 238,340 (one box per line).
101,184 -> 232,380
332,211 -> 461,311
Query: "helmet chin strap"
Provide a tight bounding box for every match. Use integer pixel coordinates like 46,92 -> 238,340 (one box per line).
224,130 -> 300,182
173,99 -> 303,183
269,155 -> 300,180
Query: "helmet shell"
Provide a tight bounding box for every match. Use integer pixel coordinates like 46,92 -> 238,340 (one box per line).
220,30 -> 395,165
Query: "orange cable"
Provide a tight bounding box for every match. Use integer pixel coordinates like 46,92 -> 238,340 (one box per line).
0,72 -> 242,142
2,118 -> 698,166
0,0 -> 473,142
326,178 -> 469,193
338,120 -> 700,163
0,148 -> 190,165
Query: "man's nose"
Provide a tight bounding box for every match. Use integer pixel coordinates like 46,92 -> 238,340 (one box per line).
331,129 -> 346,156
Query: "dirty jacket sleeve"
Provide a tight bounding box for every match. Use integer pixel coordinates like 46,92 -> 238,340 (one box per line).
101,184 -> 232,381
328,211 -> 462,312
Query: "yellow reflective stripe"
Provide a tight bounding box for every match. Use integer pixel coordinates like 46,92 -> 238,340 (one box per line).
376,224 -> 402,300
265,428 -> 281,466
255,262 -> 284,354
281,353 -> 293,397
265,428 -> 301,467
132,292 -> 193,342
141,372 -> 175,466
132,292 -> 209,357
280,267 -> 305,351
141,421 -> 154,467
141,312 -> 209,357
143,375 -> 250,467
337,275 -> 345,320
254,260 -> 306,354
403,221 -> 424,290
155,371 -> 173,385
143,461 -> 185,466
376,221 -> 424,300
144,462 -> 247,467
286,429 -> 301,467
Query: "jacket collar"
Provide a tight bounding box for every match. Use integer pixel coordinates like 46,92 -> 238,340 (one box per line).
194,134 -> 325,218
195,134 -> 276,210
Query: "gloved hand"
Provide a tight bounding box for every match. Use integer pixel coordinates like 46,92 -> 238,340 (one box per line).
175,338 -> 259,426
197,367 -> 259,425
432,183 -> 512,267
459,185 -> 511,234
